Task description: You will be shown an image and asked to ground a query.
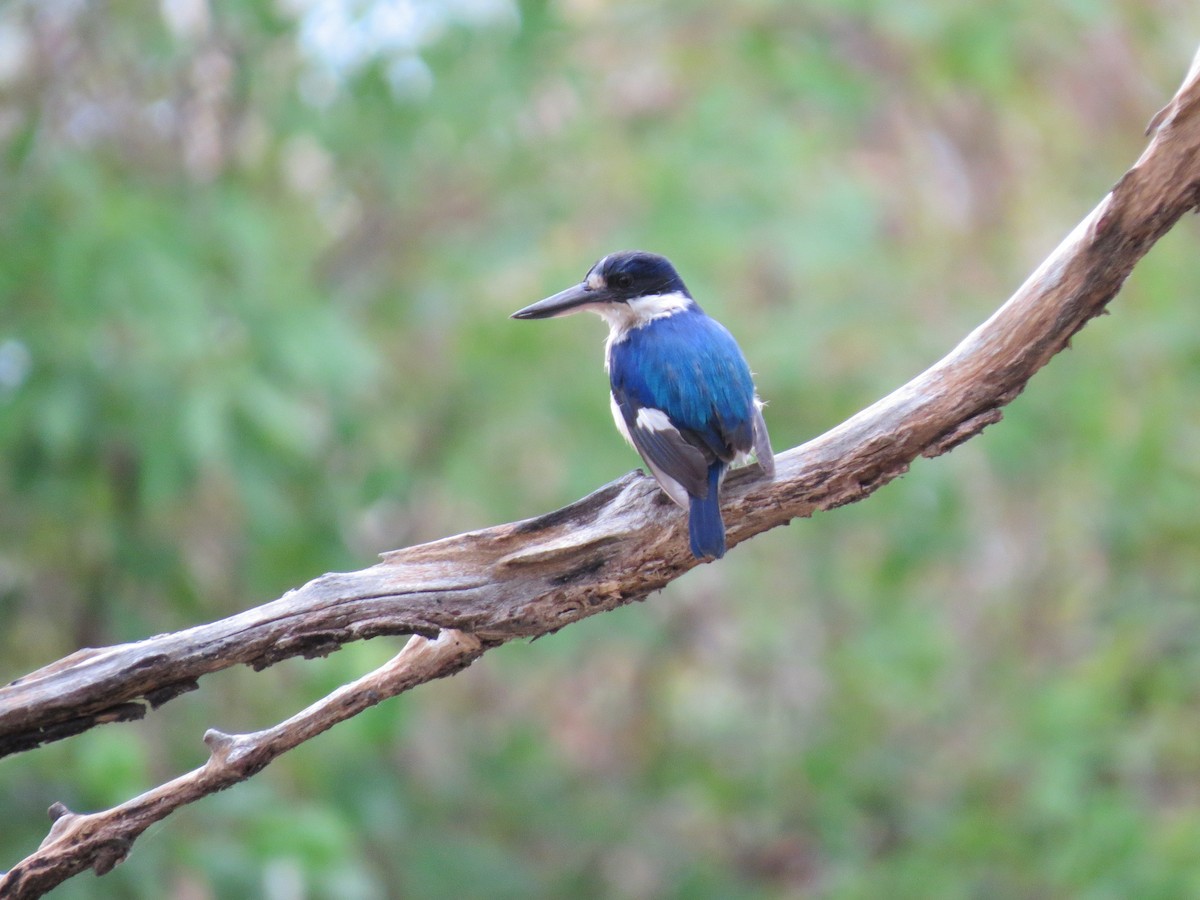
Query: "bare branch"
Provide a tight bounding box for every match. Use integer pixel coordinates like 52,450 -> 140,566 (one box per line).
3,44 -> 1200,899
0,631 -> 483,899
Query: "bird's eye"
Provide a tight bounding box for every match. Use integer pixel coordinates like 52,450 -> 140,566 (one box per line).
612,273 -> 634,290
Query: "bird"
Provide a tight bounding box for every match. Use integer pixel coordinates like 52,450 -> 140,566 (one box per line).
511,250 -> 774,560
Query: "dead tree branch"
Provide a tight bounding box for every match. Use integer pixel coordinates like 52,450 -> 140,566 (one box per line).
3,46 -> 1200,899
2,631 -> 483,899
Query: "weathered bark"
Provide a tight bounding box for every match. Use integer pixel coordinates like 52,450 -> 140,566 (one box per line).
2,631 -> 483,898
3,45 -> 1200,900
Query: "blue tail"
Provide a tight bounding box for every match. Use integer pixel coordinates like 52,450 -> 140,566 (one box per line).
688,463 -> 727,560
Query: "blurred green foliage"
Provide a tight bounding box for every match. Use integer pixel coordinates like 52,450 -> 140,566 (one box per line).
3,0 -> 1200,896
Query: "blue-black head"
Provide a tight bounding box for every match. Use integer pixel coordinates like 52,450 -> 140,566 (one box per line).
511,251 -> 693,320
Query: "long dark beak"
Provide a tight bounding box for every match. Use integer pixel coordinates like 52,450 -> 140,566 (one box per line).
511,283 -> 605,319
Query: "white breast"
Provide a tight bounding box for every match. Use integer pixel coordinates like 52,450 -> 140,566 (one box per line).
609,392 -> 633,446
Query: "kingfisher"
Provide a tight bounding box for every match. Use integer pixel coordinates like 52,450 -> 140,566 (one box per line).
512,250 -> 774,560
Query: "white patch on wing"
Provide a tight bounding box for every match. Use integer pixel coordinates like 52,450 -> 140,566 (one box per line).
611,394 -> 687,508
635,407 -> 674,433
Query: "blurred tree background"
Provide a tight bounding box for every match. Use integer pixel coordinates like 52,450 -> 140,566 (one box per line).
3,0 -> 1200,896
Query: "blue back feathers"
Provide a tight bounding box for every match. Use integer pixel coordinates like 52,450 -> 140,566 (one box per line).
609,309 -> 758,461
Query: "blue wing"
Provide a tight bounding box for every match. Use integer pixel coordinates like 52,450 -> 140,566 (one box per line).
609,311 -> 760,502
